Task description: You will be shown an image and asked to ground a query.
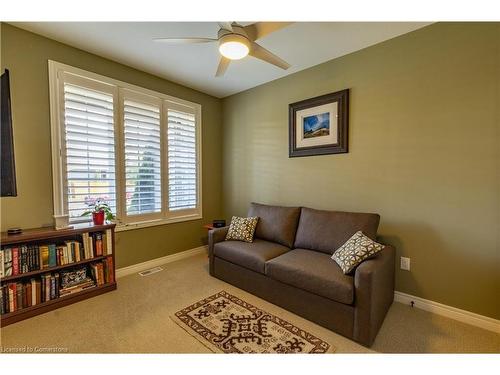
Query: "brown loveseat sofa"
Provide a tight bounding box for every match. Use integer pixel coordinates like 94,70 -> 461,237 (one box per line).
208,202 -> 395,347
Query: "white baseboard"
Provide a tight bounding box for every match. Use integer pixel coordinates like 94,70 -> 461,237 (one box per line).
394,291 -> 500,333
116,245 -> 208,279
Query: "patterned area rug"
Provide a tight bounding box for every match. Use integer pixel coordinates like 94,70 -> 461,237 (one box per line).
171,290 -> 333,353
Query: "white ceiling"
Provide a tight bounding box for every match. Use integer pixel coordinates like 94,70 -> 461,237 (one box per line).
12,22 -> 431,98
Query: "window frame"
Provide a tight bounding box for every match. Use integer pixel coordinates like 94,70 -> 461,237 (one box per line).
49,60 -> 203,232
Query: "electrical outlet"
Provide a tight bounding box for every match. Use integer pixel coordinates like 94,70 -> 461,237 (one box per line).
400,257 -> 411,271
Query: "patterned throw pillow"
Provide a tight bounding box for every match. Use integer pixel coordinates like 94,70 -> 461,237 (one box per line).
225,216 -> 259,243
331,231 -> 385,274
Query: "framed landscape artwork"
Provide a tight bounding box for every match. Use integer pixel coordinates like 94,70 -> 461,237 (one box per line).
288,89 -> 349,157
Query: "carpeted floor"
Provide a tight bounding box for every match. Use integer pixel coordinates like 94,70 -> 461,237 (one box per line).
1,252 -> 499,353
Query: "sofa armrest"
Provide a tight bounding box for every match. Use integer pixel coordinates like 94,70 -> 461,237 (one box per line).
208,226 -> 229,275
353,244 -> 395,346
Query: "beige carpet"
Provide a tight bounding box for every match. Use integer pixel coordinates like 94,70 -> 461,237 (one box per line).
1,252 -> 499,353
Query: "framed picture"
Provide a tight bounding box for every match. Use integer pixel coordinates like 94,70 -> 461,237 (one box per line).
289,89 -> 349,157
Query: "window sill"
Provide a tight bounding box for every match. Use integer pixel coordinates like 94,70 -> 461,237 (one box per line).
114,214 -> 202,232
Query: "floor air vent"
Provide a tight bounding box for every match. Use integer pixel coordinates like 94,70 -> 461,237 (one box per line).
138,267 -> 163,276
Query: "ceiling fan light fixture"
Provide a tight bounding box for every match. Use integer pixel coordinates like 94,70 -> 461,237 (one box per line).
218,34 -> 250,60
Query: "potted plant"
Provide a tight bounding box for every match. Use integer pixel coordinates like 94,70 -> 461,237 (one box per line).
81,199 -> 115,226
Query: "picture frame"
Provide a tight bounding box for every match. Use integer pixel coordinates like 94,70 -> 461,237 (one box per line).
288,89 -> 349,157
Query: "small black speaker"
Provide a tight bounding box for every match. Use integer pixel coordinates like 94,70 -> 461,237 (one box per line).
213,220 -> 226,228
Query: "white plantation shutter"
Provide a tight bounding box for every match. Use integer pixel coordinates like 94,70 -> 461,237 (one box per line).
51,62 -> 201,228
123,99 -> 162,216
167,108 -> 198,211
62,83 -> 116,222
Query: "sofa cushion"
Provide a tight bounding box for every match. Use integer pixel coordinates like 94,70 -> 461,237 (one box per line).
247,202 -> 301,248
214,239 -> 290,274
294,207 -> 380,254
332,231 -> 385,274
266,249 -> 354,304
225,216 -> 259,242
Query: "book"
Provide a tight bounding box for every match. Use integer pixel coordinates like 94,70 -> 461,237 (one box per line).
22,283 -> 28,308
41,274 -> 46,303
77,242 -> 84,261
18,247 -> 23,274
50,275 -> 56,300
31,245 -> 36,271
31,279 -> 37,306
22,283 -> 31,308
48,244 -> 57,267
0,250 -> 4,278
36,245 -> 40,270
4,248 -> 13,276
55,273 -> 60,298
16,282 -> 23,310
35,279 -> 41,305
82,233 -> 90,259
74,241 -> 80,262
27,245 -> 32,272
26,245 -> 31,272
20,246 -> 27,274
106,257 -> 114,284
0,285 -> 4,314
34,245 -> 40,271
70,241 -> 75,263
56,246 -> 62,266
4,284 -> 9,313
0,285 -> 5,314
90,263 -> 99,285
40,245 -> 50,269
94,232 -> 103,256
90,262 -> 106,286
59,278 -> 95,296
102,231 -> 107,255
8,283 -> 16,312
106,229 -> 113,254
12,247 -> 19,275
63,245 -> 69,265
45,275 -> 51,302
23,245 -> 29,273
99,264 -> 104,286
89,237 -> 94,258
64,241 -> 71,264
27,282 -> 32,308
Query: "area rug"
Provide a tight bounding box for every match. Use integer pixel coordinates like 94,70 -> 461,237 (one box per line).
171,290 -> 333,353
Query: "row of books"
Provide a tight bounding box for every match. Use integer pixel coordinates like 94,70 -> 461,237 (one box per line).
89,258 -> 114,287
0,229 -> 113,278
0,258 -> 114,315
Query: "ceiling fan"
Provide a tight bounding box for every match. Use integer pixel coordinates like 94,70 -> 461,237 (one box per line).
154,22 -> 292,77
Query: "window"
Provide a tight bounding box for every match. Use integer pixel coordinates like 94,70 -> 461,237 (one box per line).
49,61 -> 202,231
62,83 -> 117,221
167,107 -> 198,211
122,94 -> 162,218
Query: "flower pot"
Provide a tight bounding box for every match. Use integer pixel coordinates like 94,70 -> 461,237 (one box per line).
92,210 -> 105,225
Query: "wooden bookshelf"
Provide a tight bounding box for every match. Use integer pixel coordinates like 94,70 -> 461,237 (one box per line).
0,223 -> 117,327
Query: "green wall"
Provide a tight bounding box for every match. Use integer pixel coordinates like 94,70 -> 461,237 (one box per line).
222,23 -> 500,319
0,23 -> 223,268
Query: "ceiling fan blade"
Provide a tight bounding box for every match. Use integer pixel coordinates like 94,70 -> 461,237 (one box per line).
244,22 -> 293,41
249,42 -> 290,70
215,56 -> 231,77
153,37 -> 217,44
218,22 -> 233,32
